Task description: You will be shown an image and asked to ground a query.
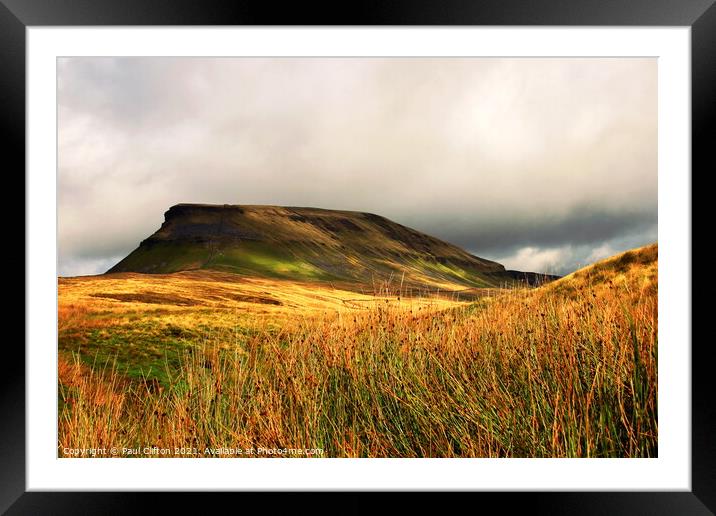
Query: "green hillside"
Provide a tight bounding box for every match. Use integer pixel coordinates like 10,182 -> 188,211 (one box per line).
108,204 -> 558,290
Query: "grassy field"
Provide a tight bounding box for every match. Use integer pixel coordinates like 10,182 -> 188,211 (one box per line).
57,244 -> 657,458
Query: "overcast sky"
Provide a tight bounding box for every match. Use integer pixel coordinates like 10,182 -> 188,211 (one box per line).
58,57 -> 657,277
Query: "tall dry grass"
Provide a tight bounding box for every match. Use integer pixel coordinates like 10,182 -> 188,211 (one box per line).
58,268 -> 657,458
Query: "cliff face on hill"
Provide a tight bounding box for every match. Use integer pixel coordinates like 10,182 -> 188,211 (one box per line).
108,204 -> 558,289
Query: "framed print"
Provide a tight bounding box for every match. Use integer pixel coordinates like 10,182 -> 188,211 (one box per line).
5,0 -> 712,513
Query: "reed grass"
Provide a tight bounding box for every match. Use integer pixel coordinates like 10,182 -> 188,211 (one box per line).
58,255 -> 657,458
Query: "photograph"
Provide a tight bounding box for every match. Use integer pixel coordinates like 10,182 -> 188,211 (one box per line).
56,56 -> 658,459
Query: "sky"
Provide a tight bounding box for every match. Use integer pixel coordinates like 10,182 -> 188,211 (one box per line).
58,57 -> 657,277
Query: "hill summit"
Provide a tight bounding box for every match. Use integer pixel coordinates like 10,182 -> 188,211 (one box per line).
108,204 -> 558,290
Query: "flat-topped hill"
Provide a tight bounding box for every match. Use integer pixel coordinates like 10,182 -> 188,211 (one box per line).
108,204 -> 558,290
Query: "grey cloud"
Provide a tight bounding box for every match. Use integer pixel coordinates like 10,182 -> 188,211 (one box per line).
489,228 -> 658,277
406,204 -> 657,258
58,57 -> 657,277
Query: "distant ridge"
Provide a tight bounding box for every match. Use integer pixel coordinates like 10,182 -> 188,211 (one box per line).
108,204 -> 560,290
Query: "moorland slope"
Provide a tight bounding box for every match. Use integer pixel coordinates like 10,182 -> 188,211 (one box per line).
108,204 -> 558,290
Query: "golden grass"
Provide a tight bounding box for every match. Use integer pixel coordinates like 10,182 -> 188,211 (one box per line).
58,245 -> 657,458
59,270 -> 462,330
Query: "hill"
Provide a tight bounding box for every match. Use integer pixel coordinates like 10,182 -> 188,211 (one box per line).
108,204 -> 558,290
542,242 -> 657,299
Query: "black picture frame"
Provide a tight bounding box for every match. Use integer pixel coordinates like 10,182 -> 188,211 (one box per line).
4,1 -> 711,513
